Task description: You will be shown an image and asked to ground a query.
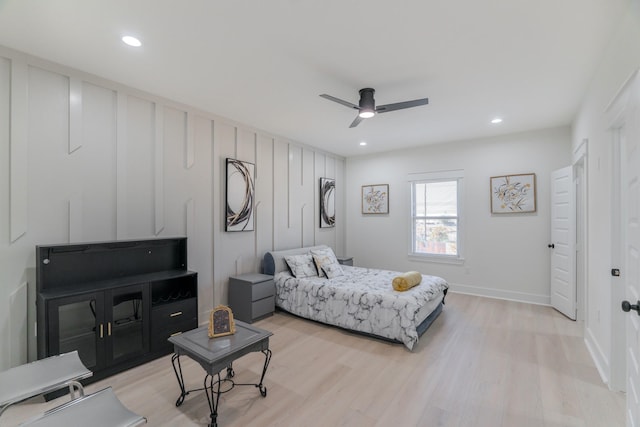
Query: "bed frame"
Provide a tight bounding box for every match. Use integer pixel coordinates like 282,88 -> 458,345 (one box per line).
262,245 -> 446,344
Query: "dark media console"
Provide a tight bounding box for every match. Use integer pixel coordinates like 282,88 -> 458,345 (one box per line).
36,237 -> 198,385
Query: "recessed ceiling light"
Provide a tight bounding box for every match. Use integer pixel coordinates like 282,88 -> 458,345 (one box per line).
359,141 -> 367,146
491,117 -> 503,124
122,36 -> 142,47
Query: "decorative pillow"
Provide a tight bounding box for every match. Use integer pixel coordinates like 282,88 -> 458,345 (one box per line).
284,254 -> 319,278
392,271 -> 422,291
322,262 -> 344,279
311,247 -> 342,278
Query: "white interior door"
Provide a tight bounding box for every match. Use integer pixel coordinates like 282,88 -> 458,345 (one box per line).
621,74 -> 640,427
550,166 -> 576,320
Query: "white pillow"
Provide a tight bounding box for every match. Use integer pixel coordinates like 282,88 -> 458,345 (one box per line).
310,247 -> 343,278
284,254 -> 319,278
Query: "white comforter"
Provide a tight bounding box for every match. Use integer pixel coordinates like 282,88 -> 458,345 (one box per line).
274,265 -> 449,350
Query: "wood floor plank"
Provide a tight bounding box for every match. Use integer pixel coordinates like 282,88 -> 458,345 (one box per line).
2,293 -> 625,426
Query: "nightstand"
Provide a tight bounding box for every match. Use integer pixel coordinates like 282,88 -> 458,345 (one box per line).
228,273 -> 275,323
337,256 -> 353,266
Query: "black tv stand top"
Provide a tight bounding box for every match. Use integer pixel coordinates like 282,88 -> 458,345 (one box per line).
38,269 -> 196,299
36,237 -> 190,294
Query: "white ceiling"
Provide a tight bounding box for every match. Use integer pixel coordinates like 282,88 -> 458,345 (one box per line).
0,0 -> 629,157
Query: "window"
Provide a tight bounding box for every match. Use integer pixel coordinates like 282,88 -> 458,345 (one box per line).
410,170 -> 463,261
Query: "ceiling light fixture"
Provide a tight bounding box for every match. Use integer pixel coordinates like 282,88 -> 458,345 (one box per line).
122,35 -> 142,47
358,88 -> 376,118
359,141 -> 367,146
491,117 -> 503,124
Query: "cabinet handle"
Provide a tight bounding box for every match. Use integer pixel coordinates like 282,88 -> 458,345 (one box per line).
170,331 -> 182,337
170,311 -> 183,317
99,324 -> 103,338
108,322 -> 112,336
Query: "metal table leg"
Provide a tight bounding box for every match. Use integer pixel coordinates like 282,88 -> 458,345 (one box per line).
204,372 -> 222,427
171,354 -> 189,406
257,349 -> 272,397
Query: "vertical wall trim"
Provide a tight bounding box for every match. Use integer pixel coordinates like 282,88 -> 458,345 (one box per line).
254,134 -> 258,258
313,151 -> 317,246
287,143 -> 291,228
185,198 -> 195,241
301,204 -> 306,248
154,104 -> 165,235
185,112 -> 195,169
9,59 -> 28,242
116,92 -> 127,239
68,77 -> 82,153
271,138 -> 275,250
68,193 -> 83,243
9,282 -> 28,366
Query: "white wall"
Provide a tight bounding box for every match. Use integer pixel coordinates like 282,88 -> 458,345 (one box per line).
346,127 -> 571,304
572,2 -> 640,386
0,46 -> 345,370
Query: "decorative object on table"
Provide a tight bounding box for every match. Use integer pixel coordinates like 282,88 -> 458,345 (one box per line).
362,184 -> 389,214
490,173 -> 536,213
226,158 -> 255,231
208,305 -> 236,338
319,177 -> 336,228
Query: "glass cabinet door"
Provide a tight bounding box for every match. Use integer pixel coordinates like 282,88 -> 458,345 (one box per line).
107,284 -> 150,364
48,292 -> 105,371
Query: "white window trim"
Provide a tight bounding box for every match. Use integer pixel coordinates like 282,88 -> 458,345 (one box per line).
408,169 -> 465,264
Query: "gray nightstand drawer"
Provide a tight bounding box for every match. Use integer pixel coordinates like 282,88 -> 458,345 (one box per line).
252,279 -> 275,301
252,296 -> 275,319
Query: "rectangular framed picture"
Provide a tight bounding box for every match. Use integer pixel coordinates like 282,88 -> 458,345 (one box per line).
490,173 -> 536,213
319,177 -> 335,228
225,158 -> 255,231
362,184 -> 389,214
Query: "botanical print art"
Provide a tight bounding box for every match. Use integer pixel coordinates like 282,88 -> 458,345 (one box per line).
491,173 -> 536,213
362,184 -> 389,214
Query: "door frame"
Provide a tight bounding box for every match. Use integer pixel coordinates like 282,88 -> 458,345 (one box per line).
573,140 -> 588,322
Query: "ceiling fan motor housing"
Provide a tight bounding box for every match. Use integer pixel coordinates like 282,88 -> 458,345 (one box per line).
359,88 -> 375,111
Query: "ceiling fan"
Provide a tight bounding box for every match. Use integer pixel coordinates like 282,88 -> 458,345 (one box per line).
320,88 -> 429,128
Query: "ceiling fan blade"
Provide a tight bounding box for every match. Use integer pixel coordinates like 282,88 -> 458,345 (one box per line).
349,115 -> 365,128
320,94 -> 359,110
376,98 -> 429,114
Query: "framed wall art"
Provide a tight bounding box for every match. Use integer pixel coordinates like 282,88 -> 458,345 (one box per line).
319,177 -> 336,228
490,173 -> 536,213
226,158 -> 255,231
362,184 -> 389,214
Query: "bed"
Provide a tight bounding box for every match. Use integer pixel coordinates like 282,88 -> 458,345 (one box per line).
263,245 -> 449,350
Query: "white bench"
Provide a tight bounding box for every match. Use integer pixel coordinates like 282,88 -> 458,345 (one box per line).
19,387 -> 146,427
0,351 -> 92,418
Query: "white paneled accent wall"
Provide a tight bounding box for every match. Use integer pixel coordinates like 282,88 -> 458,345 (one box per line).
0,46 -> 345,370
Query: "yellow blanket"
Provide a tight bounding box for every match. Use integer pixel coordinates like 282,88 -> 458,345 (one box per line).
392,271 -> 422,291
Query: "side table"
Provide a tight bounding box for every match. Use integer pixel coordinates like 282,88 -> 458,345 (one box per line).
169,322 -> 272,427
337,256 -> 353,266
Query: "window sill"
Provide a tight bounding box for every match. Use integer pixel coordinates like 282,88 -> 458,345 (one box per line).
408,254 -> 465,265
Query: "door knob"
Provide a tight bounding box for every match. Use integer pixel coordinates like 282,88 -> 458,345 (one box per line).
622,300 -> 640,315
548,244 -> 555,249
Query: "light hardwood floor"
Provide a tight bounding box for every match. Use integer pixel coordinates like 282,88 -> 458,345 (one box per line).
4,293 -> 625,426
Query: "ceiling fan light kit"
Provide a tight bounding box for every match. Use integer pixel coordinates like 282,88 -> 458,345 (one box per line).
320,87 -> 428,128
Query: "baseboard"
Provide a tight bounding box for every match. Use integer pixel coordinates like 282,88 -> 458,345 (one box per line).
584,326 -> 610,385
448,283 -> 551,306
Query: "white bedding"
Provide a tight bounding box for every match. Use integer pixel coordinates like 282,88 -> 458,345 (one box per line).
274,265 -> 449,350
